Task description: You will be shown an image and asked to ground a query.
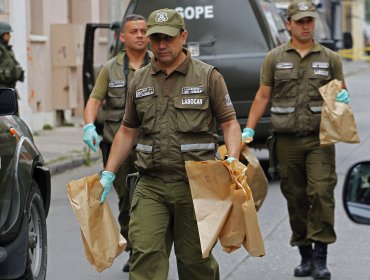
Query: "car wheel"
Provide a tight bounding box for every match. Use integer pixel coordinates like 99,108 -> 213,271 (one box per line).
19,180 -> 47,280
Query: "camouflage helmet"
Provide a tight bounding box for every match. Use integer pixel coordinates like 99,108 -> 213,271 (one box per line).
0,21 -> 13,37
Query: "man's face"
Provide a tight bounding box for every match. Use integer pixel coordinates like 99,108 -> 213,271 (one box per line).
286,17 -> 315,44
149,30 -> 188,68
120,20 -> 148,52
1,32 -> 10,44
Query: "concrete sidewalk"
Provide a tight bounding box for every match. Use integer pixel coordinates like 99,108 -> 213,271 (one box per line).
33,120 -> 102,175
33,59 -> 370,176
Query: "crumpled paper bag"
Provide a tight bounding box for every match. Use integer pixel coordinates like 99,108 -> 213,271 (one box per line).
66,174 -> 126,272
218,143 -> 268,210
219,160 -> 266,256
319,79 -> 360,145
186,160 -> 265,258
185,160 -> 233,258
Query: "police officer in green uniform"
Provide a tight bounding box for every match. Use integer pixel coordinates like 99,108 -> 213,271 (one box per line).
242,1 -> 350,279
98,8 -> 242,280
0,21 -> 25,97
83,14 -> 151,272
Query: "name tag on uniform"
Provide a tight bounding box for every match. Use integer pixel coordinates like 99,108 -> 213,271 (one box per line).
109,80 -> 125,88
181,86 -> 204,95
181,98 -> 203,105
136,87 -> 154,99
314,69 -> 329,76
276,62 -> 293,69
312,62 -> 329,69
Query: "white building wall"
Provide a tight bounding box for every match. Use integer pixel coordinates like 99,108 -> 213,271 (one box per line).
3,0 -> 129,131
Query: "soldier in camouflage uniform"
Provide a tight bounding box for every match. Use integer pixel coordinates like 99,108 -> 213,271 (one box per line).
0,21 -> 24,99
242,1 -> 350,279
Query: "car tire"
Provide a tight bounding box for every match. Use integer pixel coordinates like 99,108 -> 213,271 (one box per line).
19,180 -> 47,280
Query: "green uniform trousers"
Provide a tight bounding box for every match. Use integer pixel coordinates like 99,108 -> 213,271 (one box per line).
276,134 -> 337,246
128,175 -> 220,280
113,149 -> 136,250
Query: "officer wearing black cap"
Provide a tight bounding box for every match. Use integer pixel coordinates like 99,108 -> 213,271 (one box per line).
243,1 -> 349,279
98,8 -> 241,280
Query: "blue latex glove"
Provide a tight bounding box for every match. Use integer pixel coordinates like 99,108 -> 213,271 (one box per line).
242,127 -> 255,143
83,123 -> 100,152
336,89 -> 350,104
226,156 -> 237,163
100,171 -> 116,203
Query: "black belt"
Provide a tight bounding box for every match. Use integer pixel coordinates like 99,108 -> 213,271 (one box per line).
275,131 -> 319,137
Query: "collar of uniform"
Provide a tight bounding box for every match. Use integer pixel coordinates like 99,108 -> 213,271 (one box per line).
150,48 -> 190,75
285,40 -> 322,54
115,49 -> 127,66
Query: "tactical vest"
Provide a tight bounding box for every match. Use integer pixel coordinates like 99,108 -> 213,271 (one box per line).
0,44 -> 23,88
270,44 -> 334,135
103,51 -> 150,142
132,58 -> 217,182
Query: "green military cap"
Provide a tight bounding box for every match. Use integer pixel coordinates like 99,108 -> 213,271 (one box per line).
146,8 -> 185,37
0,21 -> 13,36
286,0 -> 316,21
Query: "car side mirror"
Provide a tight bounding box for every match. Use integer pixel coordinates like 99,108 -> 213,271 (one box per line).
343,161 -> 370,225
0,88 -> 18,116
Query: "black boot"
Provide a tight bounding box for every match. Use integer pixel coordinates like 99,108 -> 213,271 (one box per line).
312,242 -> 331,280
122,250 -> 132,272
294,245 -> 313,277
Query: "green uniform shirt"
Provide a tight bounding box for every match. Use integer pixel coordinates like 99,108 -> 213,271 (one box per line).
123,49 -> 236,182
90,49 -> 151,142
260,41 -> 344,135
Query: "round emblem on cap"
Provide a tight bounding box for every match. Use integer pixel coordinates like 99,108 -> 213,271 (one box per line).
298,2 -> 309,11
155,12 -> 168,23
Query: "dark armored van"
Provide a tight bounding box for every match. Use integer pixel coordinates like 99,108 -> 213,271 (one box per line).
83,0 -> 289,148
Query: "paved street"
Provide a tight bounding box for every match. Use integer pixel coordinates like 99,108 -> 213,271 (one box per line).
39,59 -> 370,280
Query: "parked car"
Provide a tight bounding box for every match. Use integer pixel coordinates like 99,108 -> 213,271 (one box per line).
0,88 -> 50,279
343,161 -> 370,225
83,0 -> 290,152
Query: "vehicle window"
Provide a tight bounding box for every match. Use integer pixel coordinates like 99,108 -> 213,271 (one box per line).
347,163 -> 370,205
133,0 -> 270,55
259,1 -> 290,46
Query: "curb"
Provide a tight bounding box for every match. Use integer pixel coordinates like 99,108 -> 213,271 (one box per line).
47,154 -> 101,176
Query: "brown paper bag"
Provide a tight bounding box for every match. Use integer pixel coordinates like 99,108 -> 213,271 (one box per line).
241,181 -> 266,257
319,79 -> 360,145
220,160 -> 266,257
218,143 -> 268,211
241,144 -> 268,210
219,186 -> 247,253
185,160 -> 233,258
66,174 -> 126,272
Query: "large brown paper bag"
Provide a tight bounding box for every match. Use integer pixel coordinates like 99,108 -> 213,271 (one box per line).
66,174 -> 126,272
218,144 -> 268,211
219,186 -> 247,253
220,160 -> 266,257
319,79 -> 360,145
185,161 -> 233,258
241,144 -> 268,211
